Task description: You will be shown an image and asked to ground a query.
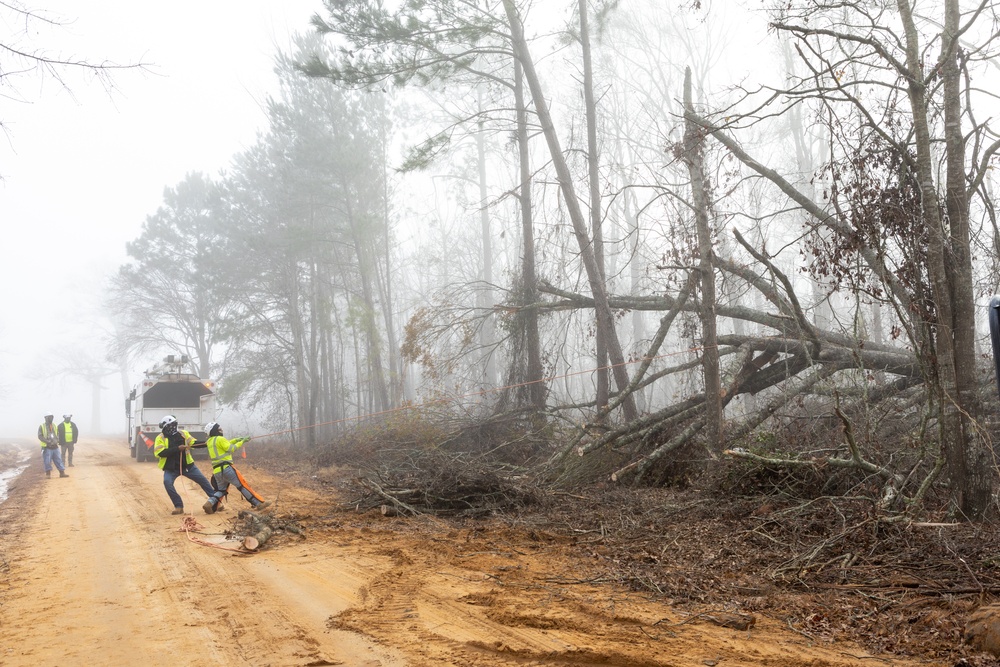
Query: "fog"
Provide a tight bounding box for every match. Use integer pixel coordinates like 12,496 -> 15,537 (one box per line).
2,1 -> 996,514
0,1 -> 317,438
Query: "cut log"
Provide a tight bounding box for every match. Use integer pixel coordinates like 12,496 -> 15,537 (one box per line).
242,524 -> 273,551
238,509 -> 275,551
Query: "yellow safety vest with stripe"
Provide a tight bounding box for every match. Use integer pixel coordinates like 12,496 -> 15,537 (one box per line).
206,435 -> 244,472
153,429 -> 196,470
38,423 -> 56,448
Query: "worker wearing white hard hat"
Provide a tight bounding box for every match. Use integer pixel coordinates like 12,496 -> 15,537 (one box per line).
37,413 -> 68,478
57,414 -> 79,467
153,415 -> 221,515
202,421 -> 270,514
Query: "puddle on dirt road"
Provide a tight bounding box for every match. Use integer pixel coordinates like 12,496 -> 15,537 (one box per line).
0,442 -> 34,504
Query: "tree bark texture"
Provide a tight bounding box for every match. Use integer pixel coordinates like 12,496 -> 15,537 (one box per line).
683,67 -> 722,452
514,57 -> 546,412
941,0 -> 989,517
579,0 -> 609,416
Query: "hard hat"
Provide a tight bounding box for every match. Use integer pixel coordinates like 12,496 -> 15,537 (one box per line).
63,414 -> 72,419
159,415 -> 178,430
204,422 -> 220,435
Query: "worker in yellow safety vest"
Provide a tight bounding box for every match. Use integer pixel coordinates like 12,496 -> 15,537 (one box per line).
37,412 -> 68,478
202,421 -> 270,514
154,415 -> 222,515
57,414 -> 79,467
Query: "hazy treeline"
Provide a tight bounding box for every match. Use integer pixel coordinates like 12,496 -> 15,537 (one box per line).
108,0 -> 1000,519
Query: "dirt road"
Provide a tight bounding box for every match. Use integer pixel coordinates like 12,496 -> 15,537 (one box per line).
0,438 -> 926,666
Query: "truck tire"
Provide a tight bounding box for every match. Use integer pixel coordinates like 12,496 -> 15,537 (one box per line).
135,439 -> 146,463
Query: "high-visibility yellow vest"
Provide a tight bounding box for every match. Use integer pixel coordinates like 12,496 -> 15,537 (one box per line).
60,422 -> 76,443
206,435 -> 244,470
39,423 -> 56,448
153,429 -> 195,470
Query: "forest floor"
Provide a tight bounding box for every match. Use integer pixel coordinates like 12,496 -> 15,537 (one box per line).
0,436 -> 994,666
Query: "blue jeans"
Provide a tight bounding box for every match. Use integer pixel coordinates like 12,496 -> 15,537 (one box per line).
163,464 -> 220,509
42,448 -> 65,472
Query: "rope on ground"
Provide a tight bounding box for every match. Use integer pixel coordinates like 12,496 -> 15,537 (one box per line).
177,515 -> 254,555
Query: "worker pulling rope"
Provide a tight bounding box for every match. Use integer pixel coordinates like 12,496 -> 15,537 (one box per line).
153,415 -> 224,515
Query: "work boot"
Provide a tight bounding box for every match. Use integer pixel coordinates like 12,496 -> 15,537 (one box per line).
255,500 -> 271,511
69,462 -> 74,467
45,470 -> 51,478
171,507 -> 184,515
58,471 -> 68,478
202,500 -> 216,514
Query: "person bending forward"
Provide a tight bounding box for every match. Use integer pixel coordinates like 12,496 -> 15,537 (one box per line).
202,421 -> 270,514
154,415 -> 222,515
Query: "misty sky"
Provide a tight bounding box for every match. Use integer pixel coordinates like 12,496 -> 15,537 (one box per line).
0,1 -> 319,437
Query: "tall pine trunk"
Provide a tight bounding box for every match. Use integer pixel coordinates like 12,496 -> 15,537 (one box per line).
580,0 -> 609,416
503,0 -> 638,422
513,58 -> 546,412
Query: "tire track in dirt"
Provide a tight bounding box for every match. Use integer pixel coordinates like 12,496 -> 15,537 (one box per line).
327,543 -> 679,666
308,530 -> 659,666
0,440 -> 401,667
109,445 -> 405,667
299,512 -> 929,667
0,438 -> 933,667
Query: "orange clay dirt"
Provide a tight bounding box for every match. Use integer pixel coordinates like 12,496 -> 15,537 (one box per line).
0,437 -> 927,667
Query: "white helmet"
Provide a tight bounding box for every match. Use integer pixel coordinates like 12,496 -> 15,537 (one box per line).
63,414 -> 72,420
159,415 -> 178,430
44,412 -> 54,418
204,422 -> 220,435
